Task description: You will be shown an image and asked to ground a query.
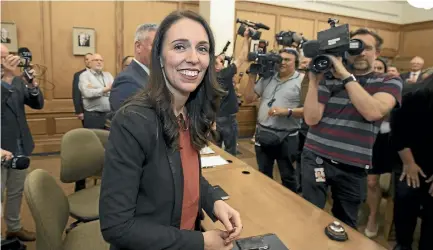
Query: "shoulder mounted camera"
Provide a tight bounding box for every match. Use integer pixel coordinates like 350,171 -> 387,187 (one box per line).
302,18 -> 364,77
275,30 -> 307,48
236,18 -> 270,40
246,40 -> 281,79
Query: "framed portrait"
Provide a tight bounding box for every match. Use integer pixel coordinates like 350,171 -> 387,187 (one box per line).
1,22 -> 18,53
72,27 -> 95,55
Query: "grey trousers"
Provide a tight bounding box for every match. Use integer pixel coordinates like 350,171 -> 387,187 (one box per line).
1,166 -> 27,232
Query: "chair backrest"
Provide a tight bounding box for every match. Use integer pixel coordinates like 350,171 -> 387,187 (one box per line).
90,129 -> 110,149
60,128 -> 105,183
24,169 -> 69,250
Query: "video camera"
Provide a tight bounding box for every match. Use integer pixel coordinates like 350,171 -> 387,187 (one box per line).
1,155 -> 30,170
302,18 -> 364,75
236,18 -> 270,40
275,30 -> 307,48
17,47 -> 34,84
247,40 -> 281,79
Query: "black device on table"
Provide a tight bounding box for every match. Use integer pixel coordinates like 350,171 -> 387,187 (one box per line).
212,185 -> 229,200
232,233 -> 288,250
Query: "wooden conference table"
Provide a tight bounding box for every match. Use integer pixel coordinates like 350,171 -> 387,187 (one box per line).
201,144 -> 386,250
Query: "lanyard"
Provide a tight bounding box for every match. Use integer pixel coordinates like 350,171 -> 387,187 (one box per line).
94,73 -> 106,87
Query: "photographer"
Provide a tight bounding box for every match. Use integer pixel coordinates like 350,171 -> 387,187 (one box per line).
302,28 -> 402,229
214,28 -> 251,156
244,48 -> 304,192
1,44 -> 43,241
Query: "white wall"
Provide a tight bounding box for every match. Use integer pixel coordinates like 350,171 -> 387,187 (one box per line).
401,2 -> 433,24
249,0 -> 433,24
200,0 -> 236,56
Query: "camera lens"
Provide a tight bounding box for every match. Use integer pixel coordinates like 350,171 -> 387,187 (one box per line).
313,55 -> 332,72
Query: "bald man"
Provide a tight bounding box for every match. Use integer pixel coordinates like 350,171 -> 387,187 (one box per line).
76,53 -> 113,191
401,56 -> 425,84
78,53 -> 113,129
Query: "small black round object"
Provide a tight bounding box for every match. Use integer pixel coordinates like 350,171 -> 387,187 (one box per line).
313,55 -> 332,72
325,221 -> 348,242
242,170 -> 250,175
227,160 -> 233,163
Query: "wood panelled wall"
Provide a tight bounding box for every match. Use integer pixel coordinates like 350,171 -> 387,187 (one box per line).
396,21 -> 433,70
231,1 -> 404,93
1,1 -> 432,153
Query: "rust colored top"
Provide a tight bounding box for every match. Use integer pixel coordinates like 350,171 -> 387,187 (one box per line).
178,115 -> 200,230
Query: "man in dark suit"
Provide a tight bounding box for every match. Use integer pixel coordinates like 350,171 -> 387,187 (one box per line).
1,44 -> 43,242
400,56 -> 424,84
72,53 -> 92,124
109,23 -> 157,114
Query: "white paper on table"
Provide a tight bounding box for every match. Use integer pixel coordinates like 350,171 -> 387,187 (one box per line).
200,155 -> 229,168
200,146 -> 215,155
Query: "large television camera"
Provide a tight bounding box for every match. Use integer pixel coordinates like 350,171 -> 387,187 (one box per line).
246,40 -> 281,79
275,30 -> 307,48
302,18 -> 364,75
236,18 -> 270,40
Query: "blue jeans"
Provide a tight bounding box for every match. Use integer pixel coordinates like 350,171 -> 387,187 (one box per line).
216,114 -> 238,156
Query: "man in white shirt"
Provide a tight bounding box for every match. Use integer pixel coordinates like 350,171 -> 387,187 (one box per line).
401,56 -> 424,84
79,53 -> 113,129
76,53 -> 113,191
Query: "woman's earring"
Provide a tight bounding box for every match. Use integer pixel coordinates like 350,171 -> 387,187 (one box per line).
160,59 -> 164,68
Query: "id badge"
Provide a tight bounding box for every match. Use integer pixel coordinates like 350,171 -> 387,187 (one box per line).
314,168 -> 326,182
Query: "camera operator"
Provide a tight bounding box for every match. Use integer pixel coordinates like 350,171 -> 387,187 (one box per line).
244,48 -> 304,192
1,44 -> 43,241
214,28 -> 251,155
302,28 -> 402,229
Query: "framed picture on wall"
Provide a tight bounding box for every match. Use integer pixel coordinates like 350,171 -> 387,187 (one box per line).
1,22 -> 18,53
72,27 -> 95,55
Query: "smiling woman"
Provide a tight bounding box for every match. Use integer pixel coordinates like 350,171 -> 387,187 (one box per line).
99,10 -> 242,250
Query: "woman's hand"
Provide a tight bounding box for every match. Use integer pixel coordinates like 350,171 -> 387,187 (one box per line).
213,200 -> 242,243
202,230 -> 233,250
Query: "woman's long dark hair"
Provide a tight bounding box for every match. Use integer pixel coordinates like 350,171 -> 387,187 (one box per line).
124,10 -> 224,151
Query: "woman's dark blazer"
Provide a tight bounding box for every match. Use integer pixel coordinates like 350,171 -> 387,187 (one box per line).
99,103 -> 221,250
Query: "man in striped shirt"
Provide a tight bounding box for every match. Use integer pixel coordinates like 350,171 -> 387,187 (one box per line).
302,28 -> 402,229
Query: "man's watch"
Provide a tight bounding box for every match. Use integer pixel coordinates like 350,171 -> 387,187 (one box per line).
342,74 -> 356,86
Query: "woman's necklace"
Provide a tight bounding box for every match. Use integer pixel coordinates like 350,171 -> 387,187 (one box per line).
176,108 -> 188,131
